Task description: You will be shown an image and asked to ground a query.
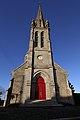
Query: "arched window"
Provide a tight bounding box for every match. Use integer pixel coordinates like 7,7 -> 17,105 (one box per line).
41,31 -> 44,47
34,31 -> 38,47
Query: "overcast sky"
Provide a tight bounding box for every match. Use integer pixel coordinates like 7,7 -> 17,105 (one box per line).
0,0 -> 80,93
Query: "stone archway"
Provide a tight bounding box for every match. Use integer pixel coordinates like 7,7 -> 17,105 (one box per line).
31,71 -> 51,100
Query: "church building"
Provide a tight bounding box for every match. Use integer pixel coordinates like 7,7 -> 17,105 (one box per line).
4,6 -> 74,106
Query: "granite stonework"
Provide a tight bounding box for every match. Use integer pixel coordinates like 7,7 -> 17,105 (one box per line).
4,6 -> 74,106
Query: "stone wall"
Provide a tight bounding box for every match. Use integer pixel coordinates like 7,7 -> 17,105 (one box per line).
54,63 -> 74,104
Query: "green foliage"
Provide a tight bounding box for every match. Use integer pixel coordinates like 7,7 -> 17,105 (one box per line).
68,81 -> 75,94
0,86 -> 5,100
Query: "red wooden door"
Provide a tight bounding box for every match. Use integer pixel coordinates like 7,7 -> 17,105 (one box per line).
37,77 -> 46,100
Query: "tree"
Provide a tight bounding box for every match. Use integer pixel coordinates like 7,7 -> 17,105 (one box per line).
68,81 -> 75,94
0,86 -> 6,100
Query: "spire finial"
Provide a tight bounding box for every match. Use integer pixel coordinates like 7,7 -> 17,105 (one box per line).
38,2 -> 41,7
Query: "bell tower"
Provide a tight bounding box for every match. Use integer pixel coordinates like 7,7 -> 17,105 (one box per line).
22,6 -> 56,103
4,5 -> 74,106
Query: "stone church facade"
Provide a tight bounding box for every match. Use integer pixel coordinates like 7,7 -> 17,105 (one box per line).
4,6 -> 74,106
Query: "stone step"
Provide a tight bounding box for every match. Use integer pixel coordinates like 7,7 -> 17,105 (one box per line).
23,100 -> 62,107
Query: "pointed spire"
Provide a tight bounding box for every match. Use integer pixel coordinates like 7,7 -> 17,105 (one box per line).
36,5 -> 44,20
36,5 -> 45,27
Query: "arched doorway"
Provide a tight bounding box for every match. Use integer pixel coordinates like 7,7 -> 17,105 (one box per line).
35,76 -> 46,100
